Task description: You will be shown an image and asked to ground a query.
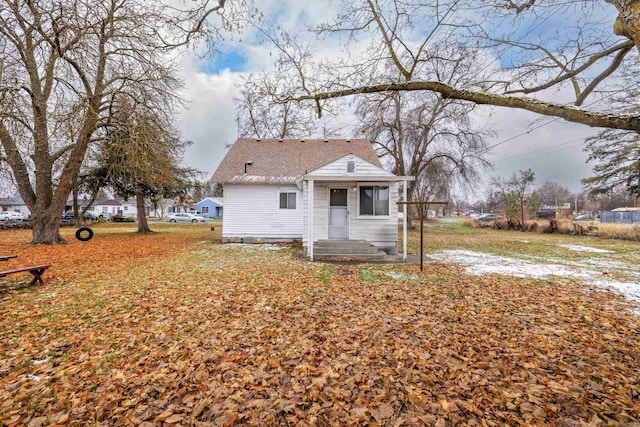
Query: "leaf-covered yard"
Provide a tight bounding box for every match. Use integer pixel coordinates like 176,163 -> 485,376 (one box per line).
1,223 -> 639,426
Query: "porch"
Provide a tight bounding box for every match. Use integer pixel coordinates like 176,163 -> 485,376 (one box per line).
303,176 -> 412,262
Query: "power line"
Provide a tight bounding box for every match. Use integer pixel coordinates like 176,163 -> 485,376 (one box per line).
492,136 -> 586,164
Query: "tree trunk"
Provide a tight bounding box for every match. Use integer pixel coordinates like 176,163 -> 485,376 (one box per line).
135,188 -> 152,233
31,213 -> 66,245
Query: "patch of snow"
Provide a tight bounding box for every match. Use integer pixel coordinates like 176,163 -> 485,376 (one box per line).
228,243 -> 285,251
428,250 -> 591,280
590,279 -> 640,304
28,375 -> 41,382
381,271 -> 423,282
557,244 -> 613,253
229,175 -> 296,184
31,357 -> 50,365
428,250 -> 640,307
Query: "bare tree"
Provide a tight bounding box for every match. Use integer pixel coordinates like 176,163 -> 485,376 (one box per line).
235,73 -> 317,139
492,169 -> 536,228
357,90 -> 491,223
0,0 -> 239,243
263,0 -> 640,132
537,180 -> 574,207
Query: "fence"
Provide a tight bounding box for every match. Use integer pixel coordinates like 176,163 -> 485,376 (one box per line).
600,211 -> 640,224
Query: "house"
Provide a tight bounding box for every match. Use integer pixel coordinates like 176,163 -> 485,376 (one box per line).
196,197 -> 223,218
120,200 -> 150,218
94,199 -> 123,218
211,138 -> 413,260
0,195 -> 30,217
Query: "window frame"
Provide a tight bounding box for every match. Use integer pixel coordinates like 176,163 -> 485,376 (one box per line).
279,192 -> 297,210
357,184 -> 391,218
201,206 -> 209,214
346,160 -> 356,174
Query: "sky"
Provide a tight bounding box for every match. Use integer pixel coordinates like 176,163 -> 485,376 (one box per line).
176,1 -> 616,201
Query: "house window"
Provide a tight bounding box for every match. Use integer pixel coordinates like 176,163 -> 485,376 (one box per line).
280,192 -> 297,209
359,186 -> 389,216
346,160 -> 356,173
201,206 -> 209,214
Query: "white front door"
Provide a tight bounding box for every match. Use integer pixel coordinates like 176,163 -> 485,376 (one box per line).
328,188 -> 349,240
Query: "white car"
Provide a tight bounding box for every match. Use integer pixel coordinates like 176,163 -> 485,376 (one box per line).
0,211 -> 24,221
165,212 -> 206,223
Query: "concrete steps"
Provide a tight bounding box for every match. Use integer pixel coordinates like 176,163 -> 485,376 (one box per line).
311,240 -> 390,261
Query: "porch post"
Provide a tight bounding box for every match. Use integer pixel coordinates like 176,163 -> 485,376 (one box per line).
403,180 -> 408,262
308,180 -> 314,261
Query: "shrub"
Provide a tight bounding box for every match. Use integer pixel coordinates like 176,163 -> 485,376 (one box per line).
475,217 -> 640,241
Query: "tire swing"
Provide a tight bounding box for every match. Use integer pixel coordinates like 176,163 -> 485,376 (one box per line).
75,227 -> 94,242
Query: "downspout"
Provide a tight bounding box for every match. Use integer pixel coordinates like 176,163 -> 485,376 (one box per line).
308,179 -> 314,261
403,180 -> 407,262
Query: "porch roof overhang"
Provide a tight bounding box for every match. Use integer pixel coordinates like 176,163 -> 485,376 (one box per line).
303,175 -> 414,182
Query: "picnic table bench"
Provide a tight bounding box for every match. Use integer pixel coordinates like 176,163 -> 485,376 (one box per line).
0,258 -> 50,286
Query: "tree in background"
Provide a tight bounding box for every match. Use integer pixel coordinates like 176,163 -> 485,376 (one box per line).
0,0 -> 241,243
536,180 -> 574,210
492,169 -> 536,229
263,0 -> 640,132
358,90 -> 491,224
582,129 -> 640,198
235,73 -> 320,139
87,98 -> 193,233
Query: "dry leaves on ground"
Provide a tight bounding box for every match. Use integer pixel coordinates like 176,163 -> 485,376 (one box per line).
0,224 -> 639,426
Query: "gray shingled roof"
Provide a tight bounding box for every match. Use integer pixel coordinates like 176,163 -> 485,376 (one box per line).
210,138 -> 382,184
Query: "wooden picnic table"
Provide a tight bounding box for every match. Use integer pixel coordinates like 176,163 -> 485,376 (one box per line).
0,255 -> 50,286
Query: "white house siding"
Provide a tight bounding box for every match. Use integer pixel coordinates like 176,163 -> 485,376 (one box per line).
302,182 -> 330,242
2,204 -> 30,217
223,184 -> 303,241
303,181 -> 399,253
94,204 -> 122,218
306,154 -> 393,177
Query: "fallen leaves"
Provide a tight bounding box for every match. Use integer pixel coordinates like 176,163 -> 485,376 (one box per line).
0,224 -> 639,425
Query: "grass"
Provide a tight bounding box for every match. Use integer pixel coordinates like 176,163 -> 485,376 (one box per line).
0,221 -> 639,425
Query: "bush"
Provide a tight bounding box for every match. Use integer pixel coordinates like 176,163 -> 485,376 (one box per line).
475,217 -> 640,241
111,215 -> 135,223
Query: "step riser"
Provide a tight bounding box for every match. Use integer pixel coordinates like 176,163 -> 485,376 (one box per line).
314,254 -> 387,261
314,248 -> 381,255
314,244 -> 377,249
309,240 -> 389,261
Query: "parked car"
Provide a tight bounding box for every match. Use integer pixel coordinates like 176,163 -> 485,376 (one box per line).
0,211 -> 24,221
165,212 -> 206,223
63,210 -> 100,221
476,213 -> 503,221
574,213 -> 593,221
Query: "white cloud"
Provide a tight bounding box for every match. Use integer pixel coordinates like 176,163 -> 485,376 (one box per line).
178,60 -> 243,177
176,0 -> 614,195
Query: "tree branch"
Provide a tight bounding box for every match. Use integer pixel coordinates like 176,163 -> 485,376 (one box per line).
298,81 -> 640,131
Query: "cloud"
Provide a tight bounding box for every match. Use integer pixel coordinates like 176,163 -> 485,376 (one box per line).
177,0 -> 609,196
178,60 -> 243,178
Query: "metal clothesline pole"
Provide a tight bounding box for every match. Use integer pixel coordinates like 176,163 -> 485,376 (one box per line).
397,201 -> 448,271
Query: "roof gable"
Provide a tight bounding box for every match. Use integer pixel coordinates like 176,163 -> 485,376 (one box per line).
211,138 -> 383,184
197,197 -> 223,206
307,154 -> 393,177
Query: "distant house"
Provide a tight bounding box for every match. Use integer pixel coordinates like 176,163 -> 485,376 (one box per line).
196,197 -> 223,218
0,195 -> 30,217
64,198 -> 94,214
120,201 -> 149,218
602,207 -> 640,224
211,138 -> 413,260
94,199 -> 123,218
